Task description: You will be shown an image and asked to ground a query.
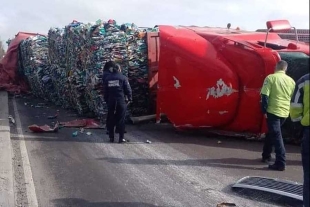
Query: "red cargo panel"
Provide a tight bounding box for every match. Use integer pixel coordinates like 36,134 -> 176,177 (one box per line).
147,32 -> 160,113
157,26 -> 239,128
0,32 -> 42,93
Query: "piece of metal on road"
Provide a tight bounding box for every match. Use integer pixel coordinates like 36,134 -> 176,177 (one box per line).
232,176 -> 303,201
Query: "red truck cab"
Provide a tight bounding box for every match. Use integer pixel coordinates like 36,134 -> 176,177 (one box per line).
148,20 -> 309,137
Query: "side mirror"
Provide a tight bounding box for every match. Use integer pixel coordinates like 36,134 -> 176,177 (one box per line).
266,20 -> 292,32
264,20 -> 299,47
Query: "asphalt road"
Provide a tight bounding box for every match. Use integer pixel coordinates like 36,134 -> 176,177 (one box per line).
9,95 -> 304,207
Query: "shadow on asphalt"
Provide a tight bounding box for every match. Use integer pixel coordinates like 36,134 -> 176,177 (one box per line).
98,157 -> 301,171
52,198 -> 163,207
132,124 -> 302,154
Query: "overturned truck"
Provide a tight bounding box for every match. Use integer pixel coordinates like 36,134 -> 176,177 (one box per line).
1,20 -> 308,143
147,20 -> 309,142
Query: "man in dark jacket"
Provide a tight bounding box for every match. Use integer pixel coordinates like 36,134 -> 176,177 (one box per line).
290,73 -> 310,207
103,61 -> 113,134
103,62 -> 132,143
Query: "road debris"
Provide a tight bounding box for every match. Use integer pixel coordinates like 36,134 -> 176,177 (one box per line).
217,140 -> 222,144
72,131 -> 78,137
28,122 -> 59,133
60,119 -> 104,129
146,140 -> 152,144
216,203 -> 236,207
86,132 -> 92,136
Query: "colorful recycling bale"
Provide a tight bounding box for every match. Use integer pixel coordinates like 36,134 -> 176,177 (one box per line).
19,35 -> 58,103
48,28 -> 66,67
63,21 -> 93,115
47,27 -> 71,108
18,18 -> 159,121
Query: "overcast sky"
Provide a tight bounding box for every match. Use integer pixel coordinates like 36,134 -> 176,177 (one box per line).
0,0 -> 309,49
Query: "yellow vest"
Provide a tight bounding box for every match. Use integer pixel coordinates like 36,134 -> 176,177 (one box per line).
261,71 -> 296,118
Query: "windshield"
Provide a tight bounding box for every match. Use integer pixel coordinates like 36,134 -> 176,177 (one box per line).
278,52 -> 309,81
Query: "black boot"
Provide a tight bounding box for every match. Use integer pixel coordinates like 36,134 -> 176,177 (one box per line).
118,138 -> 126,144
268,164 -> 285,171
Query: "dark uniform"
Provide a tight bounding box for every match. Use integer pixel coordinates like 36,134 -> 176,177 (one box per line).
104,70 -> 132,143
102,62 -> 112,134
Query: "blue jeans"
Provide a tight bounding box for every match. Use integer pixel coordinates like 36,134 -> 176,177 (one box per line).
302,127 -> 309,207
262,113 -> 286,167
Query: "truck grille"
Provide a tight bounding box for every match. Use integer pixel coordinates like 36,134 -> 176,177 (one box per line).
232,176 -> 303,201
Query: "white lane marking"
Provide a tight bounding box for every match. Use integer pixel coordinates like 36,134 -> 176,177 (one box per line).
12,98 -> 39,207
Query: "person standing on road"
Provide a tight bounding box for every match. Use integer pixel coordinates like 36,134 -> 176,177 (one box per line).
103,61 -> 114,135
103,62 -> 132,143
290,73 -> 309,207
260,60 -> 295,171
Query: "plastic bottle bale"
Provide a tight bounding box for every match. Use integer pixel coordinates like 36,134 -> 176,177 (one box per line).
83,22 -> 108,120
63,21 -> 92,115
19,35 -> 58,103
48,28 -> 66,67
126,27 -> 153,116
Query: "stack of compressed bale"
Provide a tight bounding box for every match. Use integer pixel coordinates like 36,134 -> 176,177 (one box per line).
47,28 -> 69,107
125,26 -> 159,116
126,25 -> 150,116
84,19 -> 132,120
63,21 -> 92,115
102,20 -> 128,76
104,20 -> 132,119
48,28 -> 66,66
19,35 -> 57,102
84,21 -> 108,120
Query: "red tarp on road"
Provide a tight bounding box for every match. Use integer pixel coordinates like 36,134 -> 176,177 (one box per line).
0,32 -> 40,93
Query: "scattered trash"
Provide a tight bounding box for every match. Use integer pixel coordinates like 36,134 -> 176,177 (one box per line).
24,102 -> 28,106
34,105 -> 43,108
86,132 -> 92,136
217,203 -> 236,207
146,140 -> 152,144
80,128 -> 85,133
217,141 -> 222,144
8,115 -> 15,124
60,119 -> 105,129
28,122 -> 59,133
72,131 -> 78,137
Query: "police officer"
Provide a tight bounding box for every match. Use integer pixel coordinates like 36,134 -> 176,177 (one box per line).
260,60 -> 295,171
103,61 -> 113,135
290,73 -> 309,207
103,62 -> 132,143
